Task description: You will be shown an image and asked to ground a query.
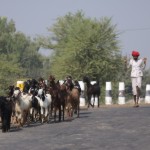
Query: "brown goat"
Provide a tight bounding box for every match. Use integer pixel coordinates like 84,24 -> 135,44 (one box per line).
66,88 -> 80,118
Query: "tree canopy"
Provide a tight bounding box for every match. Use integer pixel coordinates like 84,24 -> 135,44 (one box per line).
0,17 -> 45,94
1,13 -> 150,101
43,11 -> 124,83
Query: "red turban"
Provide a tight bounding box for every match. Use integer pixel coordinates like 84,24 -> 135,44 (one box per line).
132,50 -> 140,57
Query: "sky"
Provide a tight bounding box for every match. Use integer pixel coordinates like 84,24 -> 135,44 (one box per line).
0,0 -> 150,68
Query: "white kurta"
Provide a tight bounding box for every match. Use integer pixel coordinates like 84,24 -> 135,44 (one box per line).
129,59 -> 145,77
128,58 -> 145,95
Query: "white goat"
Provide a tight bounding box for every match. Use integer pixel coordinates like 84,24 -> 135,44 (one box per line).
13,88 -> 32,127
35,90 -> 52,123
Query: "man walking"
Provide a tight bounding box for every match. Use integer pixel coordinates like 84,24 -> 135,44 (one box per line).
125,50 -> 147,107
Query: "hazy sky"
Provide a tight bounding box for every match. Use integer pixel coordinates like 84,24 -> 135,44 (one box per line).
0,0 -> 150,68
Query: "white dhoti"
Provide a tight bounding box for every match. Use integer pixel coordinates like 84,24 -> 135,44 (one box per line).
131,77 -> 142,95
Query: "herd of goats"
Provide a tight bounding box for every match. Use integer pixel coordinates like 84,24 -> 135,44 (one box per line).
0,75 -> 100,133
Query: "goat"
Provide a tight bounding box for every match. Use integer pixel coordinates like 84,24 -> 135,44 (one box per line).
29,88 -> 41,122
48,75 -> 66,122
0,96 -> 13,132
66,88 -> 80,118
12,87 -> 32,127
83,76 -> 101,108
36,88 -> 52,123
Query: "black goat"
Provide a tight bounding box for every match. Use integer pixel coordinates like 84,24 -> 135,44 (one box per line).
0,96 -> 13,132
83,76 -> 101,108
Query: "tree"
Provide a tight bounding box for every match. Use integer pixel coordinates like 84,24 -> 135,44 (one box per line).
44,11 -> 122,83
0,17 -> 45,94
0,17 -> 16,55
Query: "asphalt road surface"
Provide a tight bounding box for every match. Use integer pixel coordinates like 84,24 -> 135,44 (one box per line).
0,104 -> 150,150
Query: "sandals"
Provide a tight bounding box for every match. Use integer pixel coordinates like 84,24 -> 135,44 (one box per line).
133,104 -> 139,108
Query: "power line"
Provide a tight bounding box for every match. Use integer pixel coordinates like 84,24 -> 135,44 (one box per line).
120,27 -> 150,32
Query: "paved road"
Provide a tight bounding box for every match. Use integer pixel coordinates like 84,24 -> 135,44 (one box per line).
0,105 -> 150,150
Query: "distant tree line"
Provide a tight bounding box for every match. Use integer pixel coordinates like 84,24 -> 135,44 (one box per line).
0,17 -> 45,94
1,11 -> 150,102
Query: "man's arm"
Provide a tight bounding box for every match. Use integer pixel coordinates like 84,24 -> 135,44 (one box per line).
141,57 -> 147,70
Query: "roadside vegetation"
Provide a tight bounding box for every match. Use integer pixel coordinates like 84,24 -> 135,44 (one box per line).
0,11 -> 150,102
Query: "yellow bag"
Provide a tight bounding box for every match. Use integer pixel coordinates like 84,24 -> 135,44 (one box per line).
16,81 -> 24,91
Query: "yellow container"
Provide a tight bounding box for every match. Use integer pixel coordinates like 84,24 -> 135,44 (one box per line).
16,81 -> 24,91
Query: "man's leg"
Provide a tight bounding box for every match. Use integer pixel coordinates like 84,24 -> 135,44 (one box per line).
133,95 -> 137,107
136,77 -> 142,107
136,86 -> 140,107
131,78 -> 137,107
